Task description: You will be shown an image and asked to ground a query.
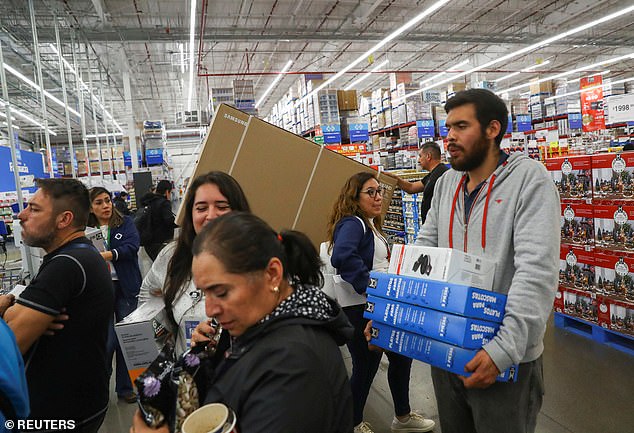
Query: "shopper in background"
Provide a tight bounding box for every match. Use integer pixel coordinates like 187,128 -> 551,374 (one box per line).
415,89 -> 560,433
88,187 -> 142,404
132,212 -> 354,433
385,141 -> 448,224
140,179 -> 177,261
326,172 -> 435,433
113,190 -> 131,216
622,142 -> 634,151
3,178 -> 113,432
138,171 -> 250,355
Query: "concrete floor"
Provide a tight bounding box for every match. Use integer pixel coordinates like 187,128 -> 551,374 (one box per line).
99,313 -> 634,433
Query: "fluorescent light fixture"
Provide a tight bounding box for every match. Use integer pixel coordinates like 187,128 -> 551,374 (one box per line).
498,53 -> 634,94
402,4 -> 634,100
187,0 -> 197,111
0,98 -> 57,135
494,60 -> 551,83
255,60 -> 293,108
85,132 -> 123,138
344,59 -> 389,91
297,0 -> 451,104
420,59 -> 469,86
4,63 -> 81,117
166,127 -> 204,134
545,75 -> 634,102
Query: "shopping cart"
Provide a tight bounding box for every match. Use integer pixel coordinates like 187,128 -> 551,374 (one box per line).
0,264 -> 25,296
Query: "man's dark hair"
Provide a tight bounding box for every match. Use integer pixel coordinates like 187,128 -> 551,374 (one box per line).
156,180 -> 172,195
421,141 -> 441,160
444,89 -> 508,146
35,178 -> 90,229
119,191 -> 129,199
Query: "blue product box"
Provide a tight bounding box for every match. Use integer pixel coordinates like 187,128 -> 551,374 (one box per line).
364,295 -> 500,349
369,321 -> 518,382
368,272 -> 506,323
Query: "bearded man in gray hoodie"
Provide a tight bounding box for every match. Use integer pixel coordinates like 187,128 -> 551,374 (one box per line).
416,89 -> 560,433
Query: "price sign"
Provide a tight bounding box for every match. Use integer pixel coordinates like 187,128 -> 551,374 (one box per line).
606,94 -> 634,124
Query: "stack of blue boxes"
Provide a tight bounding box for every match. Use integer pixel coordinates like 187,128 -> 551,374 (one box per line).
364,271 -> 518,382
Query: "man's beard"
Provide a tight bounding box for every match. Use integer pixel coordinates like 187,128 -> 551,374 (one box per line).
449,133 -> 492,172
21,222 -> 56,250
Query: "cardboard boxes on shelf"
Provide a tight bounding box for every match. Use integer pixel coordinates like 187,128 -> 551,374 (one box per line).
594,252 -> 634,301
558,245 -> 595,293
545,155 -> 593,201
592,153 -> 634,201
560,202 -> 595,247
593,204 -> 634,255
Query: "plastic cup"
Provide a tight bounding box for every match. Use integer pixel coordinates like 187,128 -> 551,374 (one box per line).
181,403 -> 228,433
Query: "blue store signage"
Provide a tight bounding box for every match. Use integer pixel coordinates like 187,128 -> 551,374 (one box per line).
123,151 -> 143,167
349,123 -> 369,142
516,114 -> 532,132
568,113 -> 582,130
416,119 -> 434,138
438,119 -> 448,137
506,115 -> 513,133
0,146 -> 46,193
145,148 -> 164,165
322,123 -> 342,144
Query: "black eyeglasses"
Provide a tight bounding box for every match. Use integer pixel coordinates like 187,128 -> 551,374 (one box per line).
360,187 -> 384,198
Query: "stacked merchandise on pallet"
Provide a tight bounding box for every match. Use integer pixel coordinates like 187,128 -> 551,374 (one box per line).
547,153 -> 634,353
364,245 -> 519,381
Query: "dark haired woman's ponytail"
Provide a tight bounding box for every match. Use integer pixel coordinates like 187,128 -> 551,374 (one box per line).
278,230 -> 324,289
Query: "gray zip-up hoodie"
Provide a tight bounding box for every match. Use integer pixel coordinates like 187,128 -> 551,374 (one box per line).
416,152 -> 560,372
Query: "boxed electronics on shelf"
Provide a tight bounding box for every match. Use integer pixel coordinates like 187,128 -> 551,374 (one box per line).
545,155 -> 593,201
364,294 -> 500,349
388,244 -> 497,291
367,271 -> 506,323
368,321 -> 517,382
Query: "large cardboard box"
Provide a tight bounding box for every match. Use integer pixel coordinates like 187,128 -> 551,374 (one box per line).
179,104 -> 397,245
559,245 -> 595,293
388,245 -> 497,291
369,321 -> 518,382
594,251 -> 634,301
364,295 -> 501,349
593,204 -> 634,255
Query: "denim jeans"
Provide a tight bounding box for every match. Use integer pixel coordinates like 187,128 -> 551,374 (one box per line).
344,304 -> 412,425
106,281 -> 138,396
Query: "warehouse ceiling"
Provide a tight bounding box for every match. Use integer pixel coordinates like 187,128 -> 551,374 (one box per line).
0,0 -> 633,145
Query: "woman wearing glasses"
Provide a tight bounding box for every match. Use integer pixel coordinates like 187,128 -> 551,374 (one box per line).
326,172 -> 435,433
138,171 -> 250,356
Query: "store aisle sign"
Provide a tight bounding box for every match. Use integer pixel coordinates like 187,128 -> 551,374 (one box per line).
568,113 -> 582,130
123,151 -> 142,167
1,146 -> 46,193
438,119 -> 449,137
349,122 -> 369,142
516,114 -> 532,132
606,94 -> 634,124
417,119 -> 434,138
145,148 -> 163,165
580,75 -> 606,132
322,123 -> 341,144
